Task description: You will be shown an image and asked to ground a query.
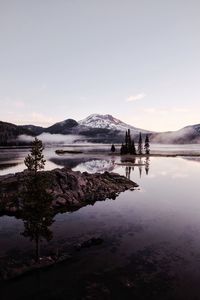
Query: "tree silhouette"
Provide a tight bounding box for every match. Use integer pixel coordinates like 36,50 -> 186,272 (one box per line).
125,131 -> 128,150
121,130 -> 135,155
24,137 -> 46,175
137,132 -> 143,155
130,139 -> 136,155
144,134 -> 150,155
120,143 -> 126,155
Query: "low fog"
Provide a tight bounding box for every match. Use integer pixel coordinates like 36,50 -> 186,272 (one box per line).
18,133 -> 87,145
152,127 -> 200,144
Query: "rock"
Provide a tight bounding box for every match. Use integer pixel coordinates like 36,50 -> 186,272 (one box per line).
75,238 -> 104,250
0,168 -> 138,215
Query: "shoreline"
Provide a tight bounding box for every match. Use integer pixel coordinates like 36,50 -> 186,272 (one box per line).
109,153 -> 200,157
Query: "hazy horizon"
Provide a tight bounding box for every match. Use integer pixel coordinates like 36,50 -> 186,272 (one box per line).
1,0 -> 200,131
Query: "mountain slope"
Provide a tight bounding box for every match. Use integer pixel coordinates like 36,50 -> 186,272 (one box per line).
20,125 -> 45,135
0,121 -> 34,145
45,119 -> 79,134
79,114 -> 150,134
151,124 -> 200,144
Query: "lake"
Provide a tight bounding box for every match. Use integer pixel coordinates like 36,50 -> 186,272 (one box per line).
1,144 -> 200,299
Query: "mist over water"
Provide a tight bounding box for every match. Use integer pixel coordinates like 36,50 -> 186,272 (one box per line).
18,133 -> 87,145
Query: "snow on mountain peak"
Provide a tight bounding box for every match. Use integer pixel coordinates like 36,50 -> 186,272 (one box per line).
78,114 -> 149,133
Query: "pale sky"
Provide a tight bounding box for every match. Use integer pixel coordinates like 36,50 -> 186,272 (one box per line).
0,0 -> 200,131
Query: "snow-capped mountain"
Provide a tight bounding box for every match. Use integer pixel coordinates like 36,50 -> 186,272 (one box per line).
79,114 -> 150,133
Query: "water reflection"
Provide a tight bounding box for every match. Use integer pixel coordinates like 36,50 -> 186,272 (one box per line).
138,157 -> 143,178
75,158 -> 116,173
124,157 -> 150,179
21,176 -> 54,262
84,159 -> 115,173
145,157 -> 150,175
125,166 -> 131,180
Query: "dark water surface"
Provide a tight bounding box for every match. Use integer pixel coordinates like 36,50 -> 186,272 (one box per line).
1,145 -> 200,299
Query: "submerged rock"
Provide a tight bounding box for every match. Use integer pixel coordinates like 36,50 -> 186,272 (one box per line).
0,168 -> 138,214
75,238 -> 104,250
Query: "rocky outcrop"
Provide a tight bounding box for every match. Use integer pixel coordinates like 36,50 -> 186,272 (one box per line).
0,168 -> 138,214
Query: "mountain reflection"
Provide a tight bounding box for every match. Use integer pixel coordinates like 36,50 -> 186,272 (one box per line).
21,176 -> 54,262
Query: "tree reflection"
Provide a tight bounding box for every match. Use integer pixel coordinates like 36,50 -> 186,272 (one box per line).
145,157 -> 150,175
21,176 -> 54,262
124,157 -> 150,179
138,157 -> 143,178
125,166 -> 131,180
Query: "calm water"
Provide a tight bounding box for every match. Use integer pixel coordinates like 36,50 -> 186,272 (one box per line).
1,145 -> 200,299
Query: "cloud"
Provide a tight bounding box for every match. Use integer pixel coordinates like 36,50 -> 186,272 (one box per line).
126,93 -> 146,102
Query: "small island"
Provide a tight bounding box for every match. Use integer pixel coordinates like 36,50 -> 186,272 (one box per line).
0,167 -> 138,216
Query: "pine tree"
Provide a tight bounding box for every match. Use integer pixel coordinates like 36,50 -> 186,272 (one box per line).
144,134 -> 150,155
120,129 -> 137,155
130,139 -> 136,155
127,129 -> 132,153
137,132 -> 143,155
120,143 -> 126,155
111,144 -> 116,153
24,138 -> 46,175
125,131 -> 128,150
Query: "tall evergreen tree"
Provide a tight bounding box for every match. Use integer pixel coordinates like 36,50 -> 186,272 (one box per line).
24,137 -> 46,175
130,139 -> 136,155
120,129 -> 138,155
137,132 -> 143,155
127,129 -> 132,153
120,143 -> 126,155
125,131 -> 128,152
144,134 -> 150,155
